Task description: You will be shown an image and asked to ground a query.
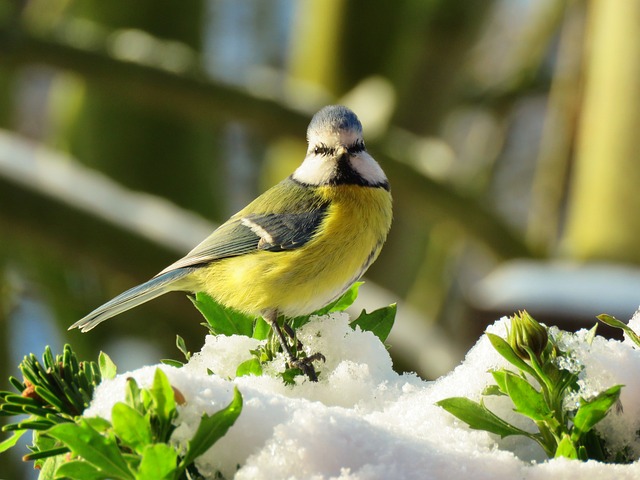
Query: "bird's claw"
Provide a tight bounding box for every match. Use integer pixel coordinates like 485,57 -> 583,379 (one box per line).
290,352 -> 326,382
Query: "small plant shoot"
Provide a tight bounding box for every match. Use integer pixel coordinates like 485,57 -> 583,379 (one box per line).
437,311 -> 627,462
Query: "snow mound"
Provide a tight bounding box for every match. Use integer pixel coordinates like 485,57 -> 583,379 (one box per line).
86,312 -> 640,479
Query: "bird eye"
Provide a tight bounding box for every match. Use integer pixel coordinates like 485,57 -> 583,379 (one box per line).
314,144 -> 330,155
347,141 -> 365,154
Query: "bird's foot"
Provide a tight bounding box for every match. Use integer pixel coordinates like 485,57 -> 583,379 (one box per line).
262,310 -> 326,382
289,352 -> 326,382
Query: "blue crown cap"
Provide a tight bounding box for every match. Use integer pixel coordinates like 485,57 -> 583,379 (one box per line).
307,105 -> 363,138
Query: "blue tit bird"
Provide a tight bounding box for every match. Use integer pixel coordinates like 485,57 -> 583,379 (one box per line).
69,105 -> 393,381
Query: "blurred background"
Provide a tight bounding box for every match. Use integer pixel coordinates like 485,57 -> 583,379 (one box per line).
2,0 -> 640,474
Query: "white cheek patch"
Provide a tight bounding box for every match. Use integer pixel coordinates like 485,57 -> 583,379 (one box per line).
292,154 -> 336,185
350,152 -> 388,184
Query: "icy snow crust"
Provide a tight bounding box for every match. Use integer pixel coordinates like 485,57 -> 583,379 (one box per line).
86,312 -> 640,479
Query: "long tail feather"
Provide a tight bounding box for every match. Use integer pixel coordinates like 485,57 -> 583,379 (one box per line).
69,269 -> 193,332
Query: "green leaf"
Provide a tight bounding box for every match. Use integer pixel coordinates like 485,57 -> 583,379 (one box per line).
33,385 -> 65,412
279,368 -> 302,385
252,317 -> 271,340
0,430 -> 26,453
585,323 -> 598,346
83,416 -> 112,433
1,403 -> 28,415
572,385 -> 623,439
149,369 -> 176,425
8,376 -> 25,392
111,403 -> 152,454
436,397 -> 528,438
40,453 -> 68,479
191,292 -> 254,337
1,393 -> 40,406
23,446 -> 69,461
160,359 -> 185,368
315,282 -> 363,315
54,460 -> 113,480
482,385 -> 506,397
490,370 -> 508,395
136,443 -> 178,480
577,445 -> 589,461
281,367 -> 301,385
504,373 -> 551,421
176,335 -> 191,361
29,430 -> 59,461
47,420 -> 134,480
597,314 -> 640,347
122,453 -> 141,473
98,352 -> 117,381
179,387 -> 243,472
579,429 -> 607,462
287,283 -> 368,331
350,304 -> 397,342
289,314 -> 312,330
124,377 -> 143,413
10,419 -> 52,431
236,358 -> 263,377
486,333 -> 537,378
555,434 -> 579,459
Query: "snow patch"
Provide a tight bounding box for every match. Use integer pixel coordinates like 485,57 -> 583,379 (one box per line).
85,313 -> 640,479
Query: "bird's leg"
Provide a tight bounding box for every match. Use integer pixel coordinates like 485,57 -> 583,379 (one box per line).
263,310 -> 323,382
282,323 -> 303,350
283,323 -> 326,367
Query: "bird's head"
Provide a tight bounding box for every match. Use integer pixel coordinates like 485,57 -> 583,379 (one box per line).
293,105 -> 388,188
306,105 -> 364,154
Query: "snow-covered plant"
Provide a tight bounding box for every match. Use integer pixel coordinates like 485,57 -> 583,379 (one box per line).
0,345 -> 242,479
48,370 -> 242,480
0,282 -> 396,478
179,282 -> 397,383
0,345 -> 107,463
598,313 -> 640,347
437,311 -> 626,462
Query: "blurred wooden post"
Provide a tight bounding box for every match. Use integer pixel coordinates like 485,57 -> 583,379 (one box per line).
563,0 -> 640,262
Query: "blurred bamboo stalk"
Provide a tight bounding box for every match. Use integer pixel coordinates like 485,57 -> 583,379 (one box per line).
563,0 -> 640,262
527,1 -> 585,251
289,0 -> 345,95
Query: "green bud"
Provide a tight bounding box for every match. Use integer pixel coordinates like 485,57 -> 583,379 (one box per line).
507,310 -> 549,361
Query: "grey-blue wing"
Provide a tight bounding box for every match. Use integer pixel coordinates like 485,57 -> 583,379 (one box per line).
243,210 -> 327,251
156,207 -> 328,275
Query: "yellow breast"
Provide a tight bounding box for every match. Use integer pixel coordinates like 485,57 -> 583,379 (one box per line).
194,185 -> 392,317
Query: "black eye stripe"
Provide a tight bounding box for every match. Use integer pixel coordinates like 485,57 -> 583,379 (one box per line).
313,143 -> 333,156
312,140 -> 365,156
347,141 -> 365,154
